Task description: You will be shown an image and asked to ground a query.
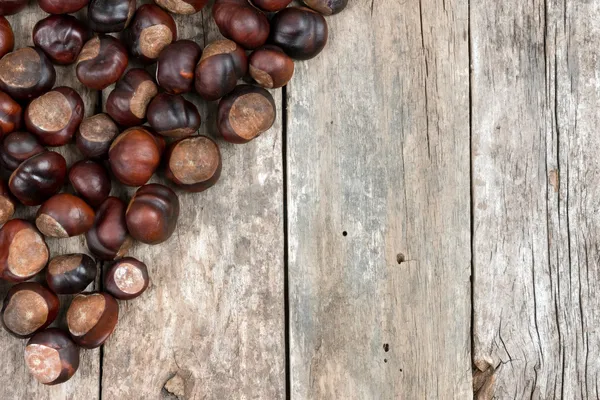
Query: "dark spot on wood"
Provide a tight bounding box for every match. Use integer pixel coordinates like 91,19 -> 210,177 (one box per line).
383,343 -> 389,352
399,369 -> 403,372
396,253 -> 405,264
384,359 -> 387,363
342,231 -> 347,236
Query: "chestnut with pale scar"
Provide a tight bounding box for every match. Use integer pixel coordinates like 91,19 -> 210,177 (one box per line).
105,257 -> 150,300
25,329 -> 80,385
0,219 -> 49,282
1,282 -> 59,338
66,292 -> 119,348
165,136 -> 222,192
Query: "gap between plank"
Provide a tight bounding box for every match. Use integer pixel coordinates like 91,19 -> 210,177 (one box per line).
281,85 -> 291,400
95,88 -> 105,400
468,0 -> 475,379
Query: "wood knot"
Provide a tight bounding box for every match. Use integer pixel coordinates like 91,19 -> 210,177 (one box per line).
164,373 -> 186,399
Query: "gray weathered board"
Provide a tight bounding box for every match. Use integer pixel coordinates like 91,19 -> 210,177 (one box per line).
1,0 -> 599,398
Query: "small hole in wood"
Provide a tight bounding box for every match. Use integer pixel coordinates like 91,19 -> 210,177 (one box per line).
384,359 -> 387,363
342,231 -> 347,237
396,253 -> 405,264
383,343 -> 389,352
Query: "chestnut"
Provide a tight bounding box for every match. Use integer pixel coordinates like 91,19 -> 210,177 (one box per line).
0,0 -> 27,16
9,151 -> 67,206
76,35 -> 128,90
39,0 -> 89,15
217,85 -> 276,144
0,220 -> 48,282
106,68 -> 158,127
66,292 -> 119,348
0,179 -> 14,225
88,0 -> 136,33
0,131 -> 44,170
33,15 -> 89,65
123,4 -> 177,63
249,45 -> 294,88
0,16 -> 13,59
147,93 -> 200,138
2,282 -> 58,338
75,113 -> 119,158
25,329 -> 80,385
0,90 -> 21,136
251,0 -> 291,12
25,87 -> 84,146
156,40 -> 201,94
126,184 -> 180,245
108,127 -> 162,186
0,47 -> 56,100
194,39 -> 247,101
46,254 -> 97,295
213,0 -> 270,50
36,194 -> 95,238
303,0 -> 347,15
154,0 -> 207,15
86,197 -> 132,260
69,160 -> 111,207
269,7 -> 328,60
104,257 -> 149,300
165,136 -> 221,192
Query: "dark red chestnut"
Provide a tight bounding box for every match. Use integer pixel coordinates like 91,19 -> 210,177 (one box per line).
0,90 -> 21,136
156,40 -> 201,94
0,220 -> 49,282
33,15 -> 89,65
213,0 -> 270,50
36,194 -> 95,238
269,7 -> 328,60
104,257 -> 149,300
303,0 -> 347,15
0,16 -> 13,58
126,184 -> 180,245
194,39 -> 247,101
86,197 -> 133,260
251,0 -> 291,12
76,35 -> 128,90
46,254 -> 97,295
2,282 -> 58,338
0,47 -> 56,100
0,0 -> 27,16
66,292 -> 118,348
39,0 -> 89,14
154,0 -> 207,14
25,87 -> 84,146
0,131 -> 44,170
0,179 -> 14,225
147,93 -> 200,138
25,329 -> 80,385
75,113 -> 119,158
88,0 -> 136,33
217,85 -> 276,144
69,160 -> 111,207
108,127 -> 162,186
249,45 -> 294,88
123,4 -> 177,63
106,68 -> 158,127
165,136 -> 221,192
9,151 -> 67,206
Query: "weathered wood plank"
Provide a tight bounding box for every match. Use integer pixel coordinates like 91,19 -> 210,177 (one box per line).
287,0 -> 471,398
472,0 -> 600,398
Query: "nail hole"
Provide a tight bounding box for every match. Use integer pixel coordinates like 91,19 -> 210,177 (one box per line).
399,369 -> 403,372
384,359 -> 387,363
396,253 -> 405,264
383,343 -> 389,352
342,231 -> 348,237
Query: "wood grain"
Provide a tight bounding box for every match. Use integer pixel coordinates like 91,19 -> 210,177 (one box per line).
286,0 -> 471,398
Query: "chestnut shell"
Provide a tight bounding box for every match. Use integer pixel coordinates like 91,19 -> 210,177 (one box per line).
0,131 -> 45,170
269,7 -> 328,60
0,47 -> 56,100
25,329 -> 80,385
33,14 -> 89,65
2,282 -> 59,339
9,151 -> 67,206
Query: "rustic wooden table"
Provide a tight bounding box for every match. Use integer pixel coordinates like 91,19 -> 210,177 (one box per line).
0,0 -> 597,398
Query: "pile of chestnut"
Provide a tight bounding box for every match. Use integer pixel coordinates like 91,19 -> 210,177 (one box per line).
0,0 -> 345,386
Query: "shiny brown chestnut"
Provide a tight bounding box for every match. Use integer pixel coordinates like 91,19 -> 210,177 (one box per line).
0,179 -> 14,225
39,0 -> 89,14
0,0 -> 27,16
66,292 -> 118,349
25,87 -> 84,146
76,35 -> 128,90
303,0 -> 347,15
213,0 -> 270,50
156,40 -> 201,94
249,45 -> 294,88
0,132 -> 44,170
126,184 -> 180,245
9,151 -> 67,206
154,0 -> 207,15
217,85 -> 276,144
195,39 -> 247,101
123,4 -> 177,63
88,0 -> 136,33
269,7 -> 328,60
0,220 -> 49,282
104,257 -> 149,300
46,254 -> 97,295
165,136 -> 221,192
0,16 -> 13,59
0,47 -> 56,100
0,90 -> 21,136
75,113 -> 119,159
86,197 -> 133,260
106,68 -> 158,127
2,283 -> 58,338
25,329 -> 80,385
69,160 -> 111,207
251,0 -> 291,12
36,194 -> 95,238
33,15 -> 89,65
108,127 -> 162,186
147,93 -> 200,138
